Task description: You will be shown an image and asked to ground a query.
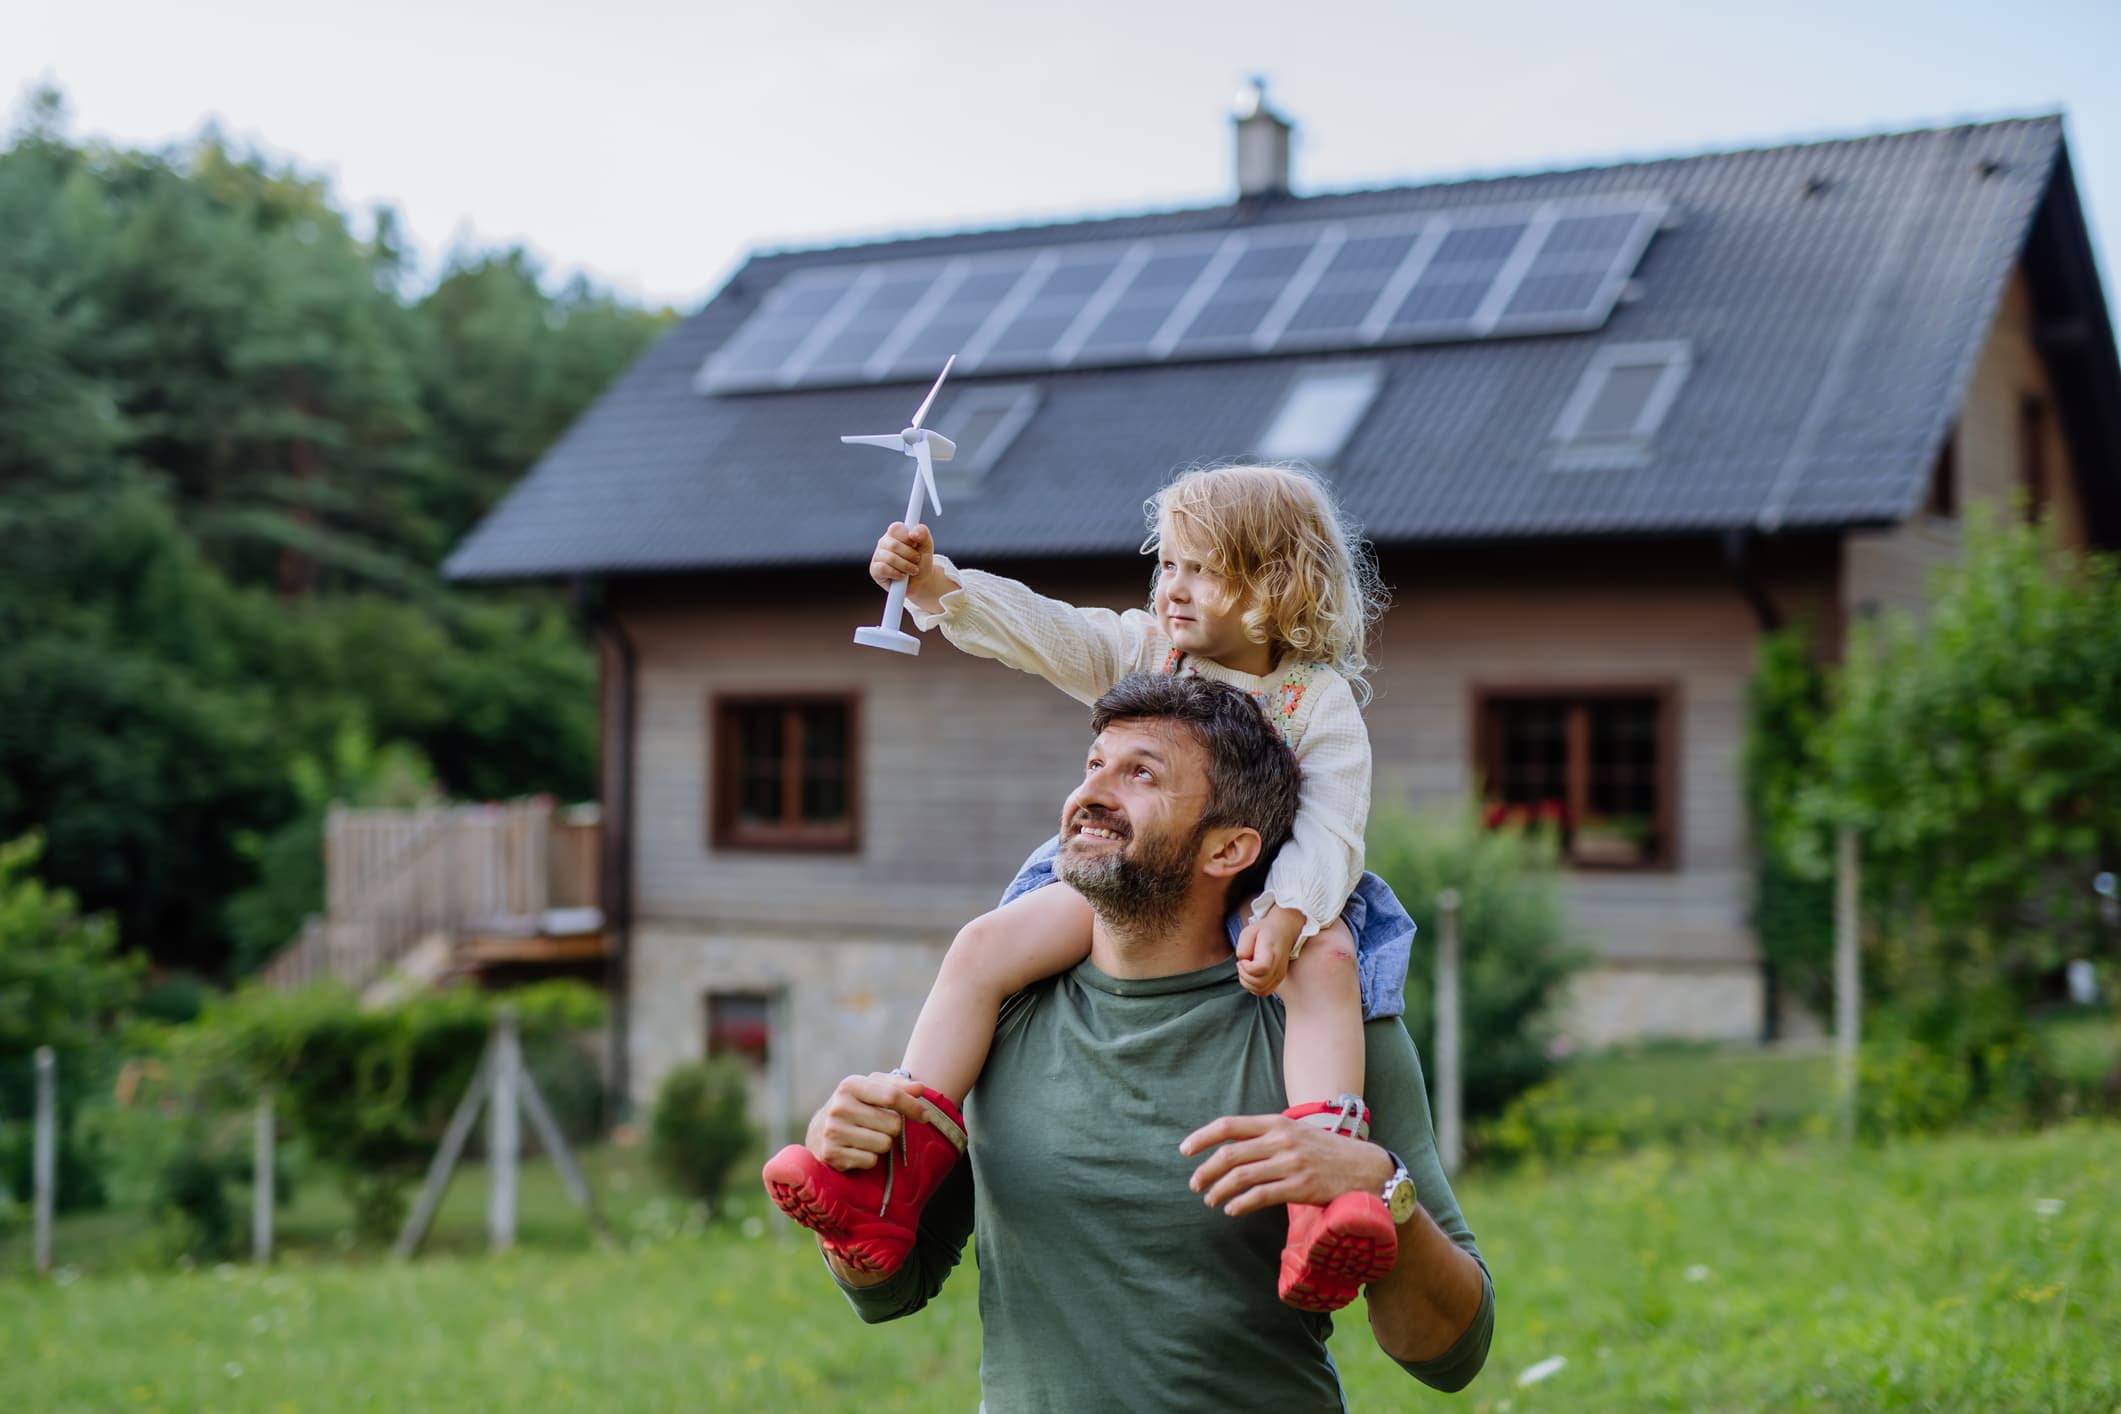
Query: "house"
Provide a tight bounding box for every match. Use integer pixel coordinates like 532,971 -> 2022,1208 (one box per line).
445,96 -> 2121,1117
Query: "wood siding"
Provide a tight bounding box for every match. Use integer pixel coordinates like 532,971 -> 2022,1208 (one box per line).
1843,268 -> 2090,625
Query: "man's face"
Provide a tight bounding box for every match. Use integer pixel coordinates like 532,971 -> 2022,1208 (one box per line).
1054,719 -> 1213,926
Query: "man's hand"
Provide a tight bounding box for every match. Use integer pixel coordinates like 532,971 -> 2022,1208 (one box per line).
869,523 -> 957,615
807,1071 -> 929,1172
1234,905 -> 1309,996
1178,1112 -> 1393,1217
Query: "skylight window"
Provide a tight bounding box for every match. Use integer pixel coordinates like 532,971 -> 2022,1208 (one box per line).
1258,364 -> 1383,465
1551,341 -> 1691,467
933,385 -> 1038,499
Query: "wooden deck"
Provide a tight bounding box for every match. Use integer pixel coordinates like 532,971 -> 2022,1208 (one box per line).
261,798 -> 603,995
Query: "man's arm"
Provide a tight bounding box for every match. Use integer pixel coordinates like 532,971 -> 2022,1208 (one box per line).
1178,1018 -> 1495,1391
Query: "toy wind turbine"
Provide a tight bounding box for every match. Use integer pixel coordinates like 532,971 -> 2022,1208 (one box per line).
845,355 -> 958,655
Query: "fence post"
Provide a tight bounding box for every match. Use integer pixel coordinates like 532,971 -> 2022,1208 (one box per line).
1834,827 -> 1862,1142
253,1090 -> 275,1264
1434,889 -> 1463,1175
489,1007 -> 520,1252
32,1046 -> 55,1275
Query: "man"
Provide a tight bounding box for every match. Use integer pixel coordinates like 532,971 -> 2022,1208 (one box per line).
800,673 -> 1493,1408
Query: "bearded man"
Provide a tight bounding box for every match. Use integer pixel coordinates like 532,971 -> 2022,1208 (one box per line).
794,672 -> 1492,1409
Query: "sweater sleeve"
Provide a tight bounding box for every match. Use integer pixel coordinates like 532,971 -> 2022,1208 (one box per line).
909,556 -> 1160,706
1253,671 -> 1371,939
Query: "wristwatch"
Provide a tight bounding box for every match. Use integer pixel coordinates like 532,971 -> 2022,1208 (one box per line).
1380,1151 -> 1418,1225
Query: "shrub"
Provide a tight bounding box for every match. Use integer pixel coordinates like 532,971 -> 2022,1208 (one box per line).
174,978 -> 604,1242
648,1058 -> 756,1210
0,833 -> 140,1214
1367,804 -> 1587,1120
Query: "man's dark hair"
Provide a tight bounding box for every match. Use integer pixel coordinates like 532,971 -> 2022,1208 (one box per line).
1089,673 -> 1302,905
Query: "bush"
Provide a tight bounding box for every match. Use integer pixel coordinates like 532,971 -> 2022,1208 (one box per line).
174,978 -> 604,1242
1367,804 -> 1587,1120
0,833 -> 140,1214
648,1058 -> 756,1210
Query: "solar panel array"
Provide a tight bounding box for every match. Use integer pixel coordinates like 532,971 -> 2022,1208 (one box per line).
698,193 -> 1668,394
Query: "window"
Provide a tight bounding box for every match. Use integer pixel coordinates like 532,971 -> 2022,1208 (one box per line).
711,696 -> 858,851
2019,393 -> 2048,521
934,384 -> 1038,500
1551,341 -> 1691,468
705,991 -> 774,1069
1257,364 -> 1383,464
1476,689 -> 1675,869
1925,424 -> 1959,519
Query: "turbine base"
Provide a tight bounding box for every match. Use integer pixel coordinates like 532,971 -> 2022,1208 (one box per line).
854,626 -> 922,656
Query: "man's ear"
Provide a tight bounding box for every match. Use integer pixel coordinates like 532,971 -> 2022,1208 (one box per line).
1198,824 -> 1263,880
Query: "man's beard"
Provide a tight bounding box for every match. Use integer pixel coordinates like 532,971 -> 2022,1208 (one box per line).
1054,810 -> 1205,937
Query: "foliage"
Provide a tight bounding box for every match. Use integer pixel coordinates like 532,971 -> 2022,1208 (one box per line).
1476,1042 -> 1834,1164
0,90 -> 661,976
173,981 -> 604,1241
1742,627 -> 1837,1020
0,833 -> 142,1214
647,1058 -> 758,1209
1366,804 -> 1586,1120
4,1125 -> 2115,1410
1779,513 -> 2121,1115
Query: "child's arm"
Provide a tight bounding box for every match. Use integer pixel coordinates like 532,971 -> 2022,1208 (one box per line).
1239,673 -> 1372,990
872,523 -> 1159,704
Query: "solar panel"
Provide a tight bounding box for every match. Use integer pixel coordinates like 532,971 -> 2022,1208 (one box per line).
696,193 -> 1667,394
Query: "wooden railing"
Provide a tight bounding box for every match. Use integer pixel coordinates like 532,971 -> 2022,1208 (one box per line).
260,798 -> 601,992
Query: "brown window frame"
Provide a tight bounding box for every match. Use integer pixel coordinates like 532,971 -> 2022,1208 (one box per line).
1471,684 -> 1679,872
709,693 -> 860,853
1925,423 -> 1958,519
2018,393 -> 2049,521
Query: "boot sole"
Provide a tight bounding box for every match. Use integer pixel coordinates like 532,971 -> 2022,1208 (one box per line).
760,1150 -> 907,1276
1281,1199 -> 1398,1312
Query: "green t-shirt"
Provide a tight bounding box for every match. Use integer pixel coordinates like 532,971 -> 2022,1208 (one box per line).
837,957 -> 1495,1411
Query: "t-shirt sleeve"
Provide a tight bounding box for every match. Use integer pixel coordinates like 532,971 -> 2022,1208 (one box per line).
908,557 -> 1160,705
1362,1015 -> 1497,1392
1254,672 -> 1371,938
829,1159 -> 975,1323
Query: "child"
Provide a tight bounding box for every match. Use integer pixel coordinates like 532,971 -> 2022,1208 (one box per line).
763,464 -> 1415,1312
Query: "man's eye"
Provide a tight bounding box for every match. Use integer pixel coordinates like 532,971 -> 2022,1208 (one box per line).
1134,767 -> 1154,781
1086,758 -> 1103,773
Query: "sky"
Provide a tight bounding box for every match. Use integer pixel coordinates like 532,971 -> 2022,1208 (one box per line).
5,0 -> 2118,313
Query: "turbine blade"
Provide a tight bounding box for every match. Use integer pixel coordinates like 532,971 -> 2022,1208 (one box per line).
914,439 -> 942,517
924,431 -> 957,462
841,434 -> 909,450
909,354 -> 957,430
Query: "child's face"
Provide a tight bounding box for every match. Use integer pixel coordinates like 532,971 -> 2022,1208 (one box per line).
1154,521 -> 1253,665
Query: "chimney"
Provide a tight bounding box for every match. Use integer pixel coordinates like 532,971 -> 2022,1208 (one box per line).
1232,76 -> 1292,199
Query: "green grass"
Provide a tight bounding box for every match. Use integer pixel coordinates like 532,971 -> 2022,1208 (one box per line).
4,1125 -> 2115,1411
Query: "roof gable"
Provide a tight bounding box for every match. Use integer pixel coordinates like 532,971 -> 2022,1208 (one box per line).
448,117 -> 2080,581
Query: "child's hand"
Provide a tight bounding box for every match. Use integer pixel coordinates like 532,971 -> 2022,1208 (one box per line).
870,522 -> 954,612
1235,905 -> 1309,996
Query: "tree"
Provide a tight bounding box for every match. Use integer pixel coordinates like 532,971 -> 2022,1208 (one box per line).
1794,513 -> 2121,1101
0,833 -> 143,1212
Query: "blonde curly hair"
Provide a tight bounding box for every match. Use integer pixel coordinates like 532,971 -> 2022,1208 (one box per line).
1142,464 -> 1389,701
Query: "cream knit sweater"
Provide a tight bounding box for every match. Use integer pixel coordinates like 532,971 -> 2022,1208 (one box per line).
912,556 -> 1369,939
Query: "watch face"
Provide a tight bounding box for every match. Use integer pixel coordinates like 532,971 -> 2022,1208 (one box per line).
1387,1174 -> 1418,1225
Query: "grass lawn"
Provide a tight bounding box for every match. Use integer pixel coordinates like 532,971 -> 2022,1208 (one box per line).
3,1123 -> 2114,1411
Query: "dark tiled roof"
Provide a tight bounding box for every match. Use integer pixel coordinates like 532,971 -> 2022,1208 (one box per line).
446,117 -> 2065,580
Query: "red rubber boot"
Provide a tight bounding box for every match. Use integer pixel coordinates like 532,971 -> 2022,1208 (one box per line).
761,1086 -> 967,1276
1277,1096 -> 1398,1312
